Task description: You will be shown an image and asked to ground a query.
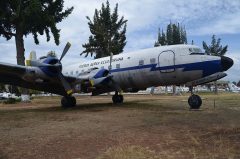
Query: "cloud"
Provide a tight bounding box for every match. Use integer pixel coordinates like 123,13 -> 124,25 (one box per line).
224,53 -> 240,82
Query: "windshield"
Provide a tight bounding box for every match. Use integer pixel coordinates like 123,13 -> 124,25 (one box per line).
189,48 -> 204,55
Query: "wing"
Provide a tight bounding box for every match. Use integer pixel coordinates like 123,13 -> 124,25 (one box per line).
0,62 -> 76,96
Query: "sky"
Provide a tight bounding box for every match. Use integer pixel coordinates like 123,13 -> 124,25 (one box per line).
0,0 -> 239,82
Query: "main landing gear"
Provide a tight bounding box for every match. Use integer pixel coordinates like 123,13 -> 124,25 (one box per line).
188,87 -> 202,109
61,96 -> 76,108
112,91 -> 124,104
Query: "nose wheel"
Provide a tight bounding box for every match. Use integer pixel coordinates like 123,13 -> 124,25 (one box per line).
112,92 -> 124,104
188,94 -> 202,109
61,96 -> 76,108
188,86 -> 202,109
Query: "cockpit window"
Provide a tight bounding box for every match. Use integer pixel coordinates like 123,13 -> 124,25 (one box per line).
189,48 -> 204,55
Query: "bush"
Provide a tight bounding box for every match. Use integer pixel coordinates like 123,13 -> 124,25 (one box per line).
3,98 -> 21,104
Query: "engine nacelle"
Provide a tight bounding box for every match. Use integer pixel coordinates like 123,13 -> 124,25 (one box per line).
88,68 -> 109,79
79,68 -> 111,92
39,57 -> 62,77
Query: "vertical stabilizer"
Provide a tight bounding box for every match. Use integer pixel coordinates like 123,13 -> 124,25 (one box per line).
30,51 -> 37,60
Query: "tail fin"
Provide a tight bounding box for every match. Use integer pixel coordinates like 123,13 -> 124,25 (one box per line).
30,51 -> 37,60
26,51 -> 37,66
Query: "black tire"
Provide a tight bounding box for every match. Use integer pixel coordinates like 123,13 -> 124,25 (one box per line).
69,96 -> 76,106
61,97 -> 69,108
119,95 -> 124,103
61,96 -> 76,108
188,94 -> 202,109
112,95 -> 124,104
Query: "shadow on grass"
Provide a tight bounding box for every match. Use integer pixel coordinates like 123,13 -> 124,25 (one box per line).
0,97 -> 189,115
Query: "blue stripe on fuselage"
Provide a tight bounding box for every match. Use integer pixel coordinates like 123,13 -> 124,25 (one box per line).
110,60 -> 221,77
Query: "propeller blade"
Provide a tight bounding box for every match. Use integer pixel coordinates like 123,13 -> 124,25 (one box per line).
58,73 -> 73,95
60,42 -> 71,61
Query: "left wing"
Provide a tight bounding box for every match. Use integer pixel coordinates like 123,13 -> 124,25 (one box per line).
0,62 -> 120,96
0,62 -> 76,96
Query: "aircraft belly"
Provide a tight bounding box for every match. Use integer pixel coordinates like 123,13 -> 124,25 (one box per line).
113,68 -> 152,90
175,69 -> 203,85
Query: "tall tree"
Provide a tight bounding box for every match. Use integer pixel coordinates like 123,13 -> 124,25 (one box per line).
202,35 -> 228,56
81,0 -> 127,59
166,22 -> 173,45
202,35 -> 228,94
0,0 -> 73,65
0,84 -> 5,92
155,22 -> 187,46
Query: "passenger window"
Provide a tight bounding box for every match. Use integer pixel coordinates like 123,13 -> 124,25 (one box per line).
150,58 -> 156,64
116,64 -> 120,69
70,71 -> 73,75
76,71 -> 78,75
139,60 -> 144,66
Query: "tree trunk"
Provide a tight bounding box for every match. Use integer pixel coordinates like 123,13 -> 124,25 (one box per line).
15,30 -> 25,65
15,29 -> 29,100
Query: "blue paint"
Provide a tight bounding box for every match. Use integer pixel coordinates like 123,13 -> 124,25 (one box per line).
110,60 -> 222,78
39,57 -> 60,77
93,69 -> 109,79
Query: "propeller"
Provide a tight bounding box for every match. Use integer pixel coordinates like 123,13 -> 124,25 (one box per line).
57,42 -> 73,95
60,42 -> 71,61
58,73 -> 73,95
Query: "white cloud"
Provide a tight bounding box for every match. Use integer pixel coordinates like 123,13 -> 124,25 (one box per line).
224,53 -> 240,82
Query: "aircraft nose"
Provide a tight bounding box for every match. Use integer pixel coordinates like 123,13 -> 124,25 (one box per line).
221,56 -> 233,71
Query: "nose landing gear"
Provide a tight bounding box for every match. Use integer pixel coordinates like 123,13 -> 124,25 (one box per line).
188,86 -> 202,109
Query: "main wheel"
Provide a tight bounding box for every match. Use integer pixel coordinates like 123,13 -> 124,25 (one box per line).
61,96 -> 76,108
112,95 -> 124,104
188,94 -> 202,109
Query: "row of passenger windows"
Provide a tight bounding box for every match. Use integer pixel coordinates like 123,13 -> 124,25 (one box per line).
139,58 -> 156,66
65,58 -> 157,75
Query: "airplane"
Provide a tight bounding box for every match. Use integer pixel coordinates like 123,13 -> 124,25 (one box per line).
0,43 -> 233,109
228,83 -> 240,93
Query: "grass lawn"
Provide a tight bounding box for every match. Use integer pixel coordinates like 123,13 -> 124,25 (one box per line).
0,93 -> 239,159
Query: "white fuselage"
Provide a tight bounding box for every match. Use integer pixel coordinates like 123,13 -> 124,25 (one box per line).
63,44 -> 221,90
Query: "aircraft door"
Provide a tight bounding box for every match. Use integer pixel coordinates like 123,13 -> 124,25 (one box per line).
158,50 -> 175,73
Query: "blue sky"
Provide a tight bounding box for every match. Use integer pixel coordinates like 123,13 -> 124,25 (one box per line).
0,0 -> 239,81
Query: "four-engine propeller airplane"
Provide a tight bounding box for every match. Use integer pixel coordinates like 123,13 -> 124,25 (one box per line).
0,43 -> 233,109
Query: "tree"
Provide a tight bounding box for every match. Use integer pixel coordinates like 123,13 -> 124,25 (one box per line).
81,0 -> 127,59
0,0 -> 73,65
202,35 -> 228,94
0,84 -> 5,92
155,22 -> 187,46
202,35 -> 228,56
